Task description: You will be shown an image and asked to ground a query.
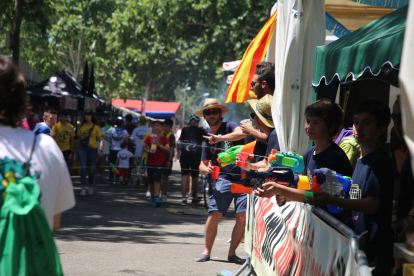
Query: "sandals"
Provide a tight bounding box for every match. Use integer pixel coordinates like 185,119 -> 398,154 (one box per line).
195,253 -> 210,262
228,255 -> 245,264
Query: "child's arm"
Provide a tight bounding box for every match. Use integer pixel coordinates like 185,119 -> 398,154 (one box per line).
115,157 -> 120,167
307,192 -> 380,214
254,182 -> 307,203
134,156 -> 139,163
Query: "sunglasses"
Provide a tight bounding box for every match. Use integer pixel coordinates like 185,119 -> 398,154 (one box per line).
204,110 -> 220,116
391,113 -> 401,121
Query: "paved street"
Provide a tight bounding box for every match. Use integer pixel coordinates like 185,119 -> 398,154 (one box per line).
55,162 -> 246,276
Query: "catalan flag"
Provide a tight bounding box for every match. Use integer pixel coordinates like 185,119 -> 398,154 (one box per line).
225,11 -> 277,103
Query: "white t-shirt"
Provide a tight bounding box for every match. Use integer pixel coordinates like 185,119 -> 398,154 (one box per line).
107,127 -> 129,151
131,126 -> 152,157
117,149 -> 134,168
0,126 -> 75,229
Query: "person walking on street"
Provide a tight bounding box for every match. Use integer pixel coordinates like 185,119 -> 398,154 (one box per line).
33,109 -> 58,135
105,119 -> 129,184
195,99 -> 246,264
178,114 -> 206,205
161,119 -> 176,203
142,121 -> 170,207
123,114 -> 137,179
77,110 -> 103,196
52,109 -> 75,165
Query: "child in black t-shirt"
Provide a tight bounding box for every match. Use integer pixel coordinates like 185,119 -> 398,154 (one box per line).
309,100 -> 394,276
254,99 -> 352,203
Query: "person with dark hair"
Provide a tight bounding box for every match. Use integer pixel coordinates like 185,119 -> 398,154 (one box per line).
178,114 -> 207,205
115,141 -> 139,186
52,109 -> 75,165
104,118 -> 129,184
160,119 -> 176,202
33,109 -> 58,135
143,121 -> 170,207
0,56 -> 75,230
123,114 -> 137,179
77,109 -> 103,195
251,62 -> 275,99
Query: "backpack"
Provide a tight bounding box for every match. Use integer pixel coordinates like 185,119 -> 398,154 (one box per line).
0,135 -> 63,276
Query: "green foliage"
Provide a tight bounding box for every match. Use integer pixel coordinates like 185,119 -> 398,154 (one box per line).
1,0 -> 274,121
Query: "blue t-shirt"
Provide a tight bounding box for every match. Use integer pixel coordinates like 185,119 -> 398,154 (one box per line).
265,129 -> 280,157
350,149 -> 394,267
33,122 -> 51,136
201,121 -> 244,182
303,143 -> 353,179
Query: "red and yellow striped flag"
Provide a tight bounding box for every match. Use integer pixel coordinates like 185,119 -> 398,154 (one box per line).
225,11 -> 277,103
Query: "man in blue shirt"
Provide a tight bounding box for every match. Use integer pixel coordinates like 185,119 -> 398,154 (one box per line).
33,109 -> 58,135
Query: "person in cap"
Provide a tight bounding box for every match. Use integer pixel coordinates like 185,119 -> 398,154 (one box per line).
178,114 -> 207,205
195,99 -> 246,264
236,94 -> 280,171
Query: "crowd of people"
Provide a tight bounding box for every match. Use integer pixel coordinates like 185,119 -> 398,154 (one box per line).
2,53 -> 414,275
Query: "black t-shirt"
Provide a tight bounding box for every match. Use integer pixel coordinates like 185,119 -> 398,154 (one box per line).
303,143 -> 353,178
265,129 -> 280,157
201,121 -> 244,182
350,149 -> 394,267
123,123 -> 137,153
397,154 -> 414,221
253,140 -> 267,163
179,126 -> 207,160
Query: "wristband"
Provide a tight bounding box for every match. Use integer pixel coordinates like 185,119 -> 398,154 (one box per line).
218,134 -> 222,142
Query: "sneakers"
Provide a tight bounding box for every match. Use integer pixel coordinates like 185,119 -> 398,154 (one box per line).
88,187 -> 93,195
181,198 -> 187,206
191,198 -> 201,204
145,191 -> 151,198
80,189 -> 86,196
146,197 -> 154,206
161,195 -> 167,203
154,197 -> 161,207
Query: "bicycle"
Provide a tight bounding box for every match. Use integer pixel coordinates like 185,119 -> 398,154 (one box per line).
202,173 -> 216,210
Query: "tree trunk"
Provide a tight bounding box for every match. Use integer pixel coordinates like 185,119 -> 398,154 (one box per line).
12,0 -> 23,66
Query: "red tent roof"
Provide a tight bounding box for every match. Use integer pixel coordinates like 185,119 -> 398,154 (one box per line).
112,99 -> 181,113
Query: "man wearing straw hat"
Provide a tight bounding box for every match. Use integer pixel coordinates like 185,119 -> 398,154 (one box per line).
195,98 -> 246,264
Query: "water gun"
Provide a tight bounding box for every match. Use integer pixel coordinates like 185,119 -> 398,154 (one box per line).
230,166 -> 309,194
267,149 -> 305,174
308,168 -> 352,214
216,141 -> 256,167
110,163 -> 120,175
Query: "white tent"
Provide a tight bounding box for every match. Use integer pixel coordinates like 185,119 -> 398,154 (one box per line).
271,0 -> 325,154
399,2 -> 414,171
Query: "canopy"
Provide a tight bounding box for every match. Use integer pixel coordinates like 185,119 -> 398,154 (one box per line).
112,99 -> 182,119
312,5 -> 408,96
26,70 -> 84,98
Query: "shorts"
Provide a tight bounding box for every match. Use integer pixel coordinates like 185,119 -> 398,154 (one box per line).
119,168 -> 129,179
163,167 -> 172,176
208,177 -> 247,215
147,165 -> 164,183
180,157 -> 200,177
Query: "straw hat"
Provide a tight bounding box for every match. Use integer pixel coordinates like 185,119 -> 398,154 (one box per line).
247,94 -> 274,128
139,116 -> 147,124
196,98 -> 229,117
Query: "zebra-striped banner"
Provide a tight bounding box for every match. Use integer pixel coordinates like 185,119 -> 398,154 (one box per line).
245,196 -> 358,275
